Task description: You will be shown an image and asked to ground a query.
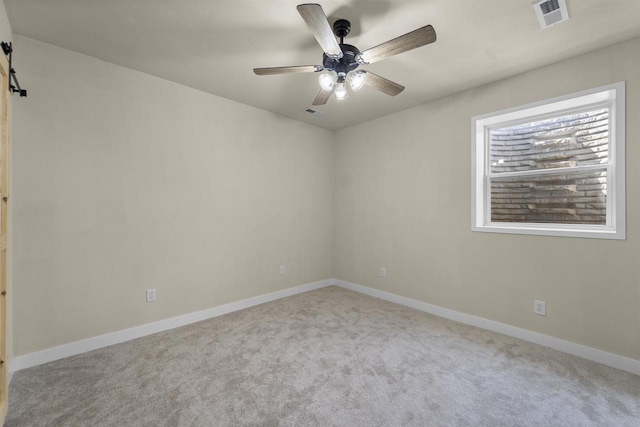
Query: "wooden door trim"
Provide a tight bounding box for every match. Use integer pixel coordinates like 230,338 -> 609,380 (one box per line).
0,50 -> 10,425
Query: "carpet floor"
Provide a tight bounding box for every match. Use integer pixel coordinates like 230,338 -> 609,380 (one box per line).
6,286 -> 640,426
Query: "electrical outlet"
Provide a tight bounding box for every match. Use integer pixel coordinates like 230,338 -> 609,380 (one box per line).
379,267 -> 386,278
534,300 -> 546,316
280,265 -> 285,275
146,288 -> 156,302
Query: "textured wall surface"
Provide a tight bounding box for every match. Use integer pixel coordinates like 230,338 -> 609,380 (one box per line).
334,38 -> 640,360
11,36 -> 334,355
0,1 -> 10,43
8,31 -> 640,365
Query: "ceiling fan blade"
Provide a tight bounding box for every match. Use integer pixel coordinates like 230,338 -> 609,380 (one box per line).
297,4 -> 343,59
359,25 -> 436,65
312,88 -> 333,105
254,65 -> 323,75
363,71 -> 405,96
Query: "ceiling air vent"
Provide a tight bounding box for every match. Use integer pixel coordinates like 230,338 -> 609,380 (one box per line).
533,0 -> 569,29
304,108 -> 326,118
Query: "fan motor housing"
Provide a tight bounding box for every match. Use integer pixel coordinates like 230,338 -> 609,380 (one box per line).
333,19 -> 351,38
322,44 -> 361,74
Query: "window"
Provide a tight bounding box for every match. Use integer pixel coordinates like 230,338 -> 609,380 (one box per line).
472,82 -> 625,239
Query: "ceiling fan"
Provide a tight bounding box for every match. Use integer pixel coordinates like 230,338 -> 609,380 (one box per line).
253,3 -> 437,105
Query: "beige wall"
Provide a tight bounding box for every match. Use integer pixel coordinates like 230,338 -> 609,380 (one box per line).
9,31 -> 640,363
11,36 -> 334,355
0,1 -> 10,43
334,38 -> 640,360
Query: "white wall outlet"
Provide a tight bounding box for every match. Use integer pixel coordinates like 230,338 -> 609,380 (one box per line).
534,300 -> 546,316
379,267 -> 386,278
146,288 -> 156,302
279,265 -> 285,275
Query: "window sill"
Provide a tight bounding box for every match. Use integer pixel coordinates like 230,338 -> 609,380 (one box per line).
472,223 -> 625,240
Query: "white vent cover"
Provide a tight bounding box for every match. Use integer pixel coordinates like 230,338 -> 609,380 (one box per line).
533,0 -> 569,29
304,108 -> 326,118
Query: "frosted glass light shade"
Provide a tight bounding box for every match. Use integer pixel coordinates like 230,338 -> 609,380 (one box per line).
319,71 -> 337,91
334,81 -> 348,99
348,71 -> 366,91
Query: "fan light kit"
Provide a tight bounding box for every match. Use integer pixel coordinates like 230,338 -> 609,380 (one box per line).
253,3 -> 436,105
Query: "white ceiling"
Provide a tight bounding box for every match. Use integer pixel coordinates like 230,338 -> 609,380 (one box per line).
5,0 -> 640,130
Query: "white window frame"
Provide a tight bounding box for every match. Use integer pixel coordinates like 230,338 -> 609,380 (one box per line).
471,82 -> 625,239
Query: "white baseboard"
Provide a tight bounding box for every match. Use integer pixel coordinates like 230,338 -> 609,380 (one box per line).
10,277 -> 640,377
334,279 -> 640,376
10,279 -> 332,373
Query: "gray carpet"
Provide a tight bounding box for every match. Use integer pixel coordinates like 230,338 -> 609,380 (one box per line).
6,286 -> 640,426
